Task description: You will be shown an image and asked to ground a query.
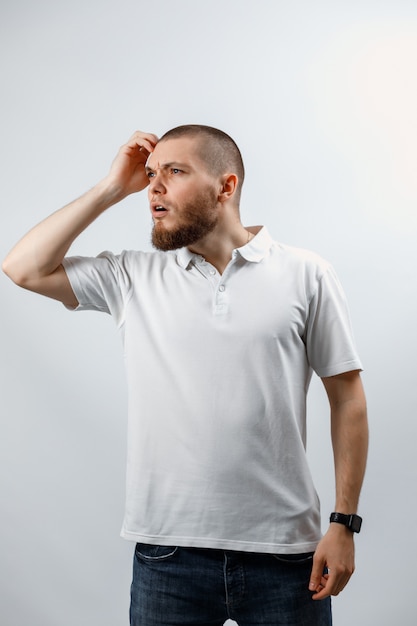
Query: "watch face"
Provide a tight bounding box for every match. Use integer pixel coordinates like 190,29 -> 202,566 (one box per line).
350,515 -> 362,533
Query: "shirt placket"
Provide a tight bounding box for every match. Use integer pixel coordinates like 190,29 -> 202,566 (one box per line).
194,255 -> 235,316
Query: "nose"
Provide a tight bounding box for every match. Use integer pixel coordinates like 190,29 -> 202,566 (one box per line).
148,170 -> 166,195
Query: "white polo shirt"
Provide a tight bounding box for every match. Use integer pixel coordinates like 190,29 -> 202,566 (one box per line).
63,226 -> 362,554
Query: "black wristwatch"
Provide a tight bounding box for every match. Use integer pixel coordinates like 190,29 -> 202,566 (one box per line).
329,512 -> 362,533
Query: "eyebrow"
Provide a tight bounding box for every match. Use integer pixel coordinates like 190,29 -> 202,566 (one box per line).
145,161 -> 190,173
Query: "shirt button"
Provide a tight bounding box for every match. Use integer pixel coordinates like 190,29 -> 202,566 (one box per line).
219,285 -> 226,292
209,269 -> 216,275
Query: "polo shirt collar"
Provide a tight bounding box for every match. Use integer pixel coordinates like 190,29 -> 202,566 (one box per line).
177,246 -> 197,269
176,225 -> 273,269
237,226 -> 273,262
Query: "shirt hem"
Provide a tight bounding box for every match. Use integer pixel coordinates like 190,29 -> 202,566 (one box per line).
120,529 -> 321,555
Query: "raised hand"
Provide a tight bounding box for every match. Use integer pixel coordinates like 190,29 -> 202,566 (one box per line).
106,131 -> 159,200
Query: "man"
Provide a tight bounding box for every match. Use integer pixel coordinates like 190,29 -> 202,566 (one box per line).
3,125 -> 368,626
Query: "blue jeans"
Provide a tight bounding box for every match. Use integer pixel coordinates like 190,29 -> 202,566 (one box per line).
130,544 -> 332,626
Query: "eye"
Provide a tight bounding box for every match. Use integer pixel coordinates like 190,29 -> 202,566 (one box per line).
146,171 -> 155,179
171,168 -> 182,174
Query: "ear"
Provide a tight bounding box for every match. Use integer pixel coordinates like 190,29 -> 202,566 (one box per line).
217,173 -> 238,203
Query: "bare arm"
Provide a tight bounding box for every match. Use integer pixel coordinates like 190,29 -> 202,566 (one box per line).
2,131 -> 158,307
309,369 -> 368,600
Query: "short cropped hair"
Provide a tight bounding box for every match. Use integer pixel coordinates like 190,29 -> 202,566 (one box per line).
160,125 -> 245,203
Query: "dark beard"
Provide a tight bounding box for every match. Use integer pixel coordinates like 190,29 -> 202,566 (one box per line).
151,189 -> 218,251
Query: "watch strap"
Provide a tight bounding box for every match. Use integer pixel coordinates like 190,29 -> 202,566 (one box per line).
329,512 -> 362,533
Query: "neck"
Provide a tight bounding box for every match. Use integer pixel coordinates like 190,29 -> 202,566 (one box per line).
188,222 -> 255,274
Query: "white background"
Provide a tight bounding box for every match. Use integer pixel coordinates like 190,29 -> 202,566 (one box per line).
1,1 -> 416,624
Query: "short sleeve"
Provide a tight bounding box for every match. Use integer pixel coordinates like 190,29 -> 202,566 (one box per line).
62,251 -> 133,326
305,265 -> 363,377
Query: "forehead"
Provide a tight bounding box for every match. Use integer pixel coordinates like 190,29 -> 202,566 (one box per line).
147,136 -> 204,170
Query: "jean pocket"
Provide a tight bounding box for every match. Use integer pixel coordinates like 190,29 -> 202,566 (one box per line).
135,543 -> 178,562
272,552 -> 314,565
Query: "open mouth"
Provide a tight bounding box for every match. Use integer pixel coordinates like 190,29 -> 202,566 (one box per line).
151,204 -> 169,218
151,201 -> 170,218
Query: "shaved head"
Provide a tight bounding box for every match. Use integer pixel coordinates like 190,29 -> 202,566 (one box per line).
159,125 -> 245,204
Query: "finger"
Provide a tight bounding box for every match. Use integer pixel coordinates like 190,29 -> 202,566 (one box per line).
128,130 -> 159,144
311,574 -> 330,600
128,131 -> 159,154
120,138 -> 155,166
312,568 -> 351,600
309,555 -> 326,593
124,139 -> 154,158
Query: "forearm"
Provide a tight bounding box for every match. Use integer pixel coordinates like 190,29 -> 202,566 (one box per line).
331,393 -> 368,513
2,178 -> 120,286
